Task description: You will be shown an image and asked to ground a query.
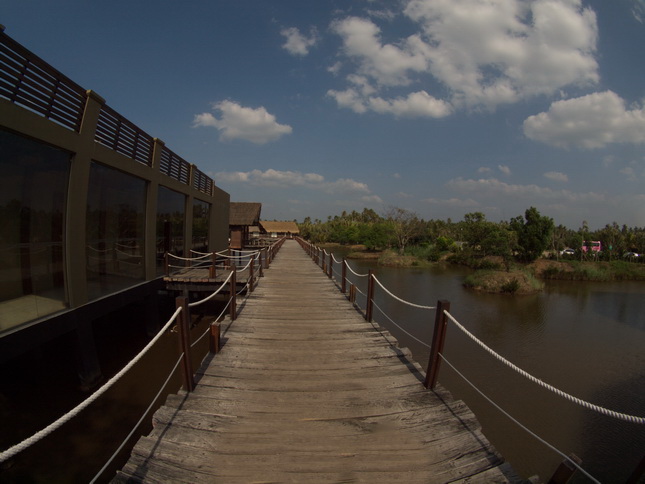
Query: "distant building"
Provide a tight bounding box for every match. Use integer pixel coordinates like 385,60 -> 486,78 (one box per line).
260,221 -> 300,238
229,202 -> 262,249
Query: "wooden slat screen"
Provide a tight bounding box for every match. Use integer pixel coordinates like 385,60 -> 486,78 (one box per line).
0,30 -> 86,131
95,104 -> 154,166
193,167 -> 214,196
159,147 -> 191,185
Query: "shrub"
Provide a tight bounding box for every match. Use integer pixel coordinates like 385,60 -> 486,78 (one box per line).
501,278 -> 520,294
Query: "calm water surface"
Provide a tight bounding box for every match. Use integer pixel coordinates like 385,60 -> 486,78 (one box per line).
337,253 -> 645,483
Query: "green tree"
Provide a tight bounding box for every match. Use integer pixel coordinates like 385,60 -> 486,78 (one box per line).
510,207 -> 554,262
385,207 -> 424,255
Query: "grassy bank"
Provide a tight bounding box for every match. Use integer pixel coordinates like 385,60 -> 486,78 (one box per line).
317,244 -> 645,293
463,269 -> 544,295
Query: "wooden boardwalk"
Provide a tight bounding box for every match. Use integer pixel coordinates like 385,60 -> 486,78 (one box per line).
116,240 -> 519,483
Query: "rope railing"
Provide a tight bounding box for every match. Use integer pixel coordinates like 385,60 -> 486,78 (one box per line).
296,236 -> 645,481
438,354 -> 602,484
372,275 -> 436,310
444,310 -> 645,425
345,260 -> 369,277
188,271 -> 235,308
0,306 -> 183,464
167,252 -> 213,261
1,237 -> 287,474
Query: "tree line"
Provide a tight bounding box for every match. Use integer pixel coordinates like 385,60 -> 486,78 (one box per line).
298,207 -> 645,263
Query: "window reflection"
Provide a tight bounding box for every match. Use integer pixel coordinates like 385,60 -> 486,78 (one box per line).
86,162 -> 146,300
193,200 -> 210,254
0,129 -> 70,331
156,186 -> 185,275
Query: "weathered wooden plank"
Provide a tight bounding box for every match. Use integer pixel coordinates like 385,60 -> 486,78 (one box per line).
116,240 -> 517,483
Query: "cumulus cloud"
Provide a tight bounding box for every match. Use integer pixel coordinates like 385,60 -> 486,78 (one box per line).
523,91 -> 645,149
447,177 -> 606,203
421,197 -> 480,208
329,0 -> 600,114
362,194 -> 384,203
281,27 -> 319,56
193,101 -> 292,144
215,168 -> 371,194
498,165 -> 511,175
331,16 -> 429,87
544,171 -> 569,182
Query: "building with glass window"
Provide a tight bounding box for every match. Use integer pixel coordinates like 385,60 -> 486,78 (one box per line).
0,28 -> 230,386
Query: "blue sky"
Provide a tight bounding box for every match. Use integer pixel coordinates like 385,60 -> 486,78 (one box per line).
4,0 -> 645,229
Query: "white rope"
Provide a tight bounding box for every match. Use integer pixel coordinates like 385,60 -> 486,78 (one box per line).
90,353 -> 184,483
0,306 -> 183,464
190,249 -> 213,256
167,252 -> 212,261
372,275 -> 436,310
331,253 -> 343,264
444,310 -> 645,425
372,301 -> 431,349
188,271 -> 235,308
345,261 -> 369,277
438,354 -> 601,484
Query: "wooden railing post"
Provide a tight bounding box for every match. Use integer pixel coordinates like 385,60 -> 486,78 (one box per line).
164,252 -> 169,275
366,270 -> 375,322
175,296 -> 195,392
328,252 -> 333,278
230,265 -> 237,321
249,256 -> 255,292
349,283 -> 356,304
424,300 -> 450,389
209,252 -> 217,278
258,250 -> 264,277
547,454 -> 582,484
209,322 -> 220,354
341,259 -> 347,293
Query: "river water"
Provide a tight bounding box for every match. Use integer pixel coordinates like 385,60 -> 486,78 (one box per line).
334,253 -> 645,483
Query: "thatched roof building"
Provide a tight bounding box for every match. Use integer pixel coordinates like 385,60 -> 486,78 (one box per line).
229,202 -> 262,248
260,221 -> 300,237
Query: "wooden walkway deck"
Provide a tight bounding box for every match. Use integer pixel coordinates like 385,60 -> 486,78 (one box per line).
115,240 -> 519,483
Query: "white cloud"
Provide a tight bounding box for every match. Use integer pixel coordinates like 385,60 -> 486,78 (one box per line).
544,171 -> 569,182
329,0 -> 600,113
361,194 -> 384,203
477,167 -> 491,173
498,164 -> 511,175
281,27 -> 319,56
215,169 -> 370,195
523,91 -> 645,149
447,177 -> 606,203
421,197 -> 480,208
632,0 -> 645,23
331,16 -> 429,87
368,90 -> 453,118
327,87 -> 451,118
193,101 -> 292,144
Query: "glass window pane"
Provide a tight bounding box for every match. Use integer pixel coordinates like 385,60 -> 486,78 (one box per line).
156,186 -> 185,275
192,200 -> 210,254
86,162 -> 146,300
0,129 -> 70,331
